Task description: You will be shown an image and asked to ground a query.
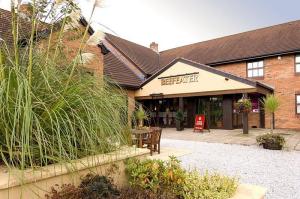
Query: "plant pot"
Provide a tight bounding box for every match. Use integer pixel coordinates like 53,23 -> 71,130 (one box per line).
176,120 -> 184,131
262,142 -> 283,150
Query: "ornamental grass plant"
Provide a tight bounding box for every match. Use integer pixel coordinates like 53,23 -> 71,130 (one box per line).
0,0 -> 129,170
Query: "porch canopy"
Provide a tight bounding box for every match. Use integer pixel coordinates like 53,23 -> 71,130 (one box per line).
135,58 -> 273,99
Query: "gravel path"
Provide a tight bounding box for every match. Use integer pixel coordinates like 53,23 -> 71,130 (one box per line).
161,139 -> 300,199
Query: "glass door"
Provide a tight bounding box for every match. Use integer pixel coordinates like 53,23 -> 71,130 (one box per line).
196,96 -> 223,129
209,97 -> 223,128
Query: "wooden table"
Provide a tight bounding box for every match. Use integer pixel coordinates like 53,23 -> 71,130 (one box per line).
131,129 -> 150,148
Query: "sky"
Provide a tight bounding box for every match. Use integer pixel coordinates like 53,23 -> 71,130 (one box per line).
1,0 -> 300,51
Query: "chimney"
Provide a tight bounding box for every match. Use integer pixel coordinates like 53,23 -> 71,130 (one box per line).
150,42 -> 158,53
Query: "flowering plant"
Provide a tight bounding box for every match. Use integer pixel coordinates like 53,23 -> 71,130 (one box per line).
235,98 -> 252,113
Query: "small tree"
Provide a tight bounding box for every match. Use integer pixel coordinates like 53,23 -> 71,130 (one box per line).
262,94 -> 279,133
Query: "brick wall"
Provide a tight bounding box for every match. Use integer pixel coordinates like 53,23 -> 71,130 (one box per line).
38,26 -> 103,77
216,54 -> 300,129
248,112 -> 260,128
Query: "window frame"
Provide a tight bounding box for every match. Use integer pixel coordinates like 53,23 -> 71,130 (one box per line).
295,54 -> 300,74
296,94 -> 300,115
247,60 -> 264,78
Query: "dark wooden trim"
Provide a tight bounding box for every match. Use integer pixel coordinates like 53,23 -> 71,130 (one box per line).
118,84 -> 140,90
223,96 -> 233,130
139,58 -> 273,92
208,49 -> 300,66
135,88 -> 260,100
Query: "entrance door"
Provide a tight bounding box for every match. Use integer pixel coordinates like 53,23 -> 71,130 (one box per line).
209,97 -> 223,128
196,96 -> 223,129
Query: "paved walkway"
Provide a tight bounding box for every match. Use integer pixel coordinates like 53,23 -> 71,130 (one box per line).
161,128 -> 300,150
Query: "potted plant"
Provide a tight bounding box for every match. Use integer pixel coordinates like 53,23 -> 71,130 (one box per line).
234,98 -> 252,113
175,110 -> 184,131
256,95 -> 284,150
135,105 -> 148,129
256,133 -> 285,150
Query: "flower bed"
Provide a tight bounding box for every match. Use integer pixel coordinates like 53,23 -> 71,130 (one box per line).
0,147 -> 149,199
45,156 -> 267,199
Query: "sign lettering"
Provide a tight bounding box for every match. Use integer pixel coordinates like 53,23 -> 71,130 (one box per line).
160,73 -> 199,86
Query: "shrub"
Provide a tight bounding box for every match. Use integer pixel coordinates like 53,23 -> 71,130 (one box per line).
182,170 -> 238,199
256,133 -> 285,150
46,174 -> 119,199
175,111 -> 184,122
79,174 -> 120,199
118,188 -> 177,199
126,157 -> 238,199
125,156 -> 186,195
125,158 -> 165,192
45,184 -> 81,199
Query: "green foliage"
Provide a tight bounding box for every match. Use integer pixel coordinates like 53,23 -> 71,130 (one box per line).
135,105 -> 147,120
175,110 -> 184,121
182,171 -> 238,199
46,174 -> 120,199
262,94 -> 280,114
261,94 -> 280,133
234,98 -> 252,113
134,105 -> 148,128
125,157 -> 238,199
0,1 -> 129,169
79,174 -> 120,199
256,133 -> 285,149
125,156 -> 186,195
125,158 -> 165,192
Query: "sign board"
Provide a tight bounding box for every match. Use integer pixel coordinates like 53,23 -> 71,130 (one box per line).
194,114 -> 205,132
159,73 -> 199,86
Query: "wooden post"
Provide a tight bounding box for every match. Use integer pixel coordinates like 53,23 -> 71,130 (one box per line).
179,97 -> 183,111
242,93 -> 249,134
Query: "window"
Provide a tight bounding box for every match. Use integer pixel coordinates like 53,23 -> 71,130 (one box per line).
296,55 -> 300,73
247,60 -> 264,78
297,95 -> 300,114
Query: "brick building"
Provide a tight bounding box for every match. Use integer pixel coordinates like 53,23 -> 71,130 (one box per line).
1,7 -> 299,130
101,20 -> 300,130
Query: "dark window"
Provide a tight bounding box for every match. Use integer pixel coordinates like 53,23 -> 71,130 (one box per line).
296,95 -> 300,114
247,60 -> 264,78
296,55 -> 300,73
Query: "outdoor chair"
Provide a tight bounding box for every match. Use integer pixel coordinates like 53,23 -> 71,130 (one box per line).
142,127 -> 162,156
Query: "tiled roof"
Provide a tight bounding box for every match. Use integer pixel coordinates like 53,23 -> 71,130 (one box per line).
105,33 -> 160,75
104,52 -> 143,89
160,20 -> 300,67
103,20 -> 300,88
0,8 -> 31,45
